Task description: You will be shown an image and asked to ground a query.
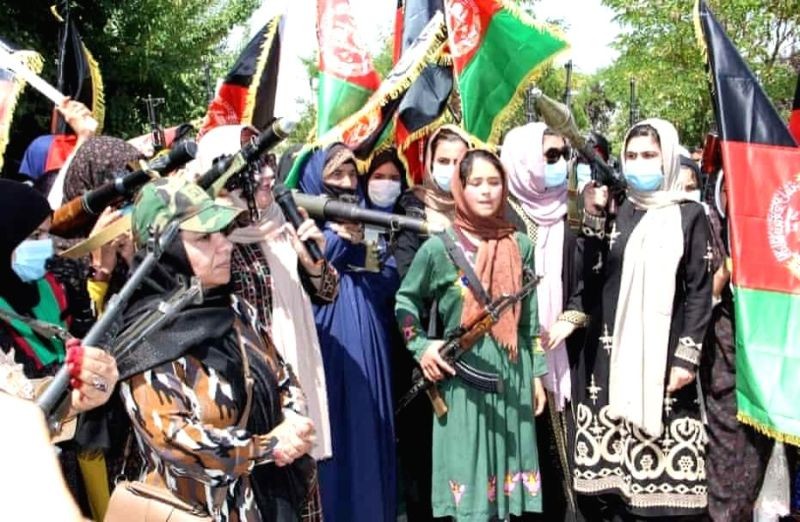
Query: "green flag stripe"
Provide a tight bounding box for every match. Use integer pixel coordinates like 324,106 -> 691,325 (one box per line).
458,11 -> 566,142
317,73 -> 374,136
735,286 -> 800,443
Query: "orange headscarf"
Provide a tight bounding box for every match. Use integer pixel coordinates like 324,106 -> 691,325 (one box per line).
450,150 -> 523,359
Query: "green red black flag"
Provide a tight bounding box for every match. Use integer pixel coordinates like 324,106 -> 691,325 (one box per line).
696,0 -> 800,444
198,15 -> 282,138
394,0 -> 454,185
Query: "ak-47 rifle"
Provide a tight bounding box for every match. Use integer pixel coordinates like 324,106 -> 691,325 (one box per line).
396,270 -> 542,418
195,117 -> 296,221
143,95 -> 166,154
37,220 -> 182,432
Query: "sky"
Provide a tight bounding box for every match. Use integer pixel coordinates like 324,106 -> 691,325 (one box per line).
237,0 -> 621,118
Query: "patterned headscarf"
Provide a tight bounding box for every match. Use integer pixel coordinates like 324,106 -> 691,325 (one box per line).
63,136 -> 144,202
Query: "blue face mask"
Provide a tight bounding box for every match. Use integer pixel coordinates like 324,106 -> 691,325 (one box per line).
12,238 -> 53,282
576,163 -> 592,186
432,163 -> 455,193
624,160 -> 663,192
544,158 -> 568,188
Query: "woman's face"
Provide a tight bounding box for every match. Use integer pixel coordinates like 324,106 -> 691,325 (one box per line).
370,162 -> 401,183
324,161 -> 358,191
181,230 -> 233,288
433,139 -> 468,170
624,135 -> 662,166
463,157 -> 504,218
542,135 -> 568,164
254,165 -> 276,210
678,167 -> 699,191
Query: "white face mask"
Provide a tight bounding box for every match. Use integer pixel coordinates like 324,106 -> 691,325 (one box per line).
432,163 -> 456,193
368,179 -> 402,209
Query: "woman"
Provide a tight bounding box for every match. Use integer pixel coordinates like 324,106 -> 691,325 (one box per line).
395,149 -> 547,521
117,176 -> 316,521
364,148 -> 406,213
501,123 -> 588,519
573,119 -> 712,519
0,179 -> 119,517
297,143 -> 399,522
394,124 -> 471,278
195,125 -> 338,466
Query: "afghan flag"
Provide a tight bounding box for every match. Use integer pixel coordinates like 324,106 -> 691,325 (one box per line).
394,0 -> 454,185
696,0 -> 800,445
443,0 -> 567,144
51,10 -> 105,134
198,15 -> 282,138
789,72 -> 800,144
316,0 -> 381,137
0,50 -> 43,171
283,12 -> 448,189
318,12 -> 446,158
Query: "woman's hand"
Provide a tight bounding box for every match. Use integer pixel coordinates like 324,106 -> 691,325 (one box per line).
56,98 -> 96,142
268,413 -> 316,467
541,320 -> 577,351
419,340 -> 456,383
329,222 -> 364,245
533,377 -> 546,416
89,207 -> 124,278
66,339 -> 118,413
290,207 -> 326,274
666,367 -> 695,393
583,182 -> 609,215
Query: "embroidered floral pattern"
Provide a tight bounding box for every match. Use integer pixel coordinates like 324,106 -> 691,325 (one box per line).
503,472 -> 521,496
521,471 -> 541,497
487,475 -> 497,502
449,480 -> 466,507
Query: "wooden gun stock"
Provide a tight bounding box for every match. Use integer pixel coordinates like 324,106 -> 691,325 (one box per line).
50,197 -> 93,237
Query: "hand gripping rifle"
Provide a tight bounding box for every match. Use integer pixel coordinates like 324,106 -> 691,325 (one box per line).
50,141 -> 197,237
36,220 -> 182,433
396,270 -> 542,418
195,117 -> 297,199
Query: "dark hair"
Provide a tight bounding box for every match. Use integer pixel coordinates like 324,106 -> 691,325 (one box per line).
431,128 -> 469,158
542,127 -> 559,137
625,124 -> 661,150
458,149 -> 506,185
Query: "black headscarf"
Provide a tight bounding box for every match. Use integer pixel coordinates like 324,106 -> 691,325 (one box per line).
0,179 -> 52,311
114,237 -> 307,519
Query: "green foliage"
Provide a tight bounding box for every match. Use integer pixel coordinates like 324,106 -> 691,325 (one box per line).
0,0 -> 258,175
596,0 -> 799,150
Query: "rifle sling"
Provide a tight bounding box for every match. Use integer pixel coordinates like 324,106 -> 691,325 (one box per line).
436,231 -> 491,308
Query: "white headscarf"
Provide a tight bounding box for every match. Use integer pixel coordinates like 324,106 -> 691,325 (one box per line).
621,118 -> 690,210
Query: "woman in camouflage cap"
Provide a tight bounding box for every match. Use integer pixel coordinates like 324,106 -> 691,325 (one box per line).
114,177 -> 317,521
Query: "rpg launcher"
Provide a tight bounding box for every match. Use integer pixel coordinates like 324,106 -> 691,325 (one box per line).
50,141 -> 197,237
292,192 -> 441,271
531,89 -> 625,198
396,270 -> 542,418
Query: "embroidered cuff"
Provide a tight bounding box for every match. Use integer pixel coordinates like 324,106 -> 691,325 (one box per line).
674,336 -> 702,366
557,310 -> 589,328
316,262 -> 339,302
582,211 -> 606,239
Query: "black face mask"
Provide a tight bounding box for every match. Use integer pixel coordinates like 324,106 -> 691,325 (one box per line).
323,183 -> 357,202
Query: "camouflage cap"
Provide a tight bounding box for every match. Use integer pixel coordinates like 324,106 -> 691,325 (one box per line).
132,176 -> 242,246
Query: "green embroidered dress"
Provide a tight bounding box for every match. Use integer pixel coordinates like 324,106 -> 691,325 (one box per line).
395,229 -> 547,521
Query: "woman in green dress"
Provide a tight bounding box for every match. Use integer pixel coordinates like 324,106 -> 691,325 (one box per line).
395,149 -> 547,521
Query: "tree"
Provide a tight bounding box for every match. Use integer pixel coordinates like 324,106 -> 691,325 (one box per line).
597,0 -> 799,149
0,0 -> 259,175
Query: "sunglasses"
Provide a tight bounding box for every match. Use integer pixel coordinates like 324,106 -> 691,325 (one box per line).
543,146 -> 572,164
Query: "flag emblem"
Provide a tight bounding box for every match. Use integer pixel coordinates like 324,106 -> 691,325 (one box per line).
320,4 -> 375,78
767,176 -> 800,279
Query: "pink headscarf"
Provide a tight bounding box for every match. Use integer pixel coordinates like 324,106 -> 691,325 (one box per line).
501,122 -> 571,410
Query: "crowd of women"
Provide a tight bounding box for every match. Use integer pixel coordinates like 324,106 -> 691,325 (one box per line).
0,96 -> 789,522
